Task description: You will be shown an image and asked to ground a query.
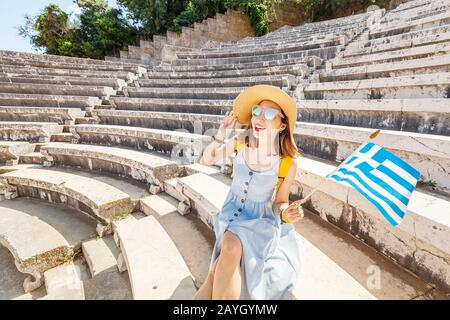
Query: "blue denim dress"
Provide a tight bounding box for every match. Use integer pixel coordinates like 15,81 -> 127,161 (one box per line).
209,148 -> 303,300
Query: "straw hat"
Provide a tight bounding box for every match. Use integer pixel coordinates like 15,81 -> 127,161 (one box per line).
232,84 -> 297,146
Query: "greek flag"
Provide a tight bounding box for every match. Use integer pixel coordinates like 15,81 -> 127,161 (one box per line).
327,142 -> 420,227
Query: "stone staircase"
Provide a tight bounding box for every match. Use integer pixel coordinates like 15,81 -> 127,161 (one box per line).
0,0 -> 449,299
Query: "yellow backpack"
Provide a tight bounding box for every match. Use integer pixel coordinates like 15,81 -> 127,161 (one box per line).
232,139 -> 293,194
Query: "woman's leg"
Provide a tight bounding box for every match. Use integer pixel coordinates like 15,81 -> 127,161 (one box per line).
192,256 -> 220,300
212,231 -> 243,300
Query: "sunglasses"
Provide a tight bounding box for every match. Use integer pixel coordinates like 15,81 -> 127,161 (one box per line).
251,105 -> 285,121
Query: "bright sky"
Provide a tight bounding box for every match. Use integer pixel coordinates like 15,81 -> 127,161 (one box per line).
0,0 -> 118,53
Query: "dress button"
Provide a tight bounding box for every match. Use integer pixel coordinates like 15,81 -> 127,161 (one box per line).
241,199 -> 244,203
244,190 -> 248,193
238,208 -> 242,212
245,181 -> 249,186
234,213 -> 238,216
249,171 -> 253,176
229,219 -> 233,222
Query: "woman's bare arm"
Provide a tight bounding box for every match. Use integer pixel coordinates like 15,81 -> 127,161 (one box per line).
273,159 -> 304,223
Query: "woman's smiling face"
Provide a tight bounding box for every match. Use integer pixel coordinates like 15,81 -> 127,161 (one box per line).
251,100 -> 286,140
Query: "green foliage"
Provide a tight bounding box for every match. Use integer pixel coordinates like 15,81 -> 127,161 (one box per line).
19,0 -> 137,59
169,1 -> 226,33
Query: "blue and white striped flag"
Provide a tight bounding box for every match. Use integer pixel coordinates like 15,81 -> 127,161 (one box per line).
327,142 -> 420,227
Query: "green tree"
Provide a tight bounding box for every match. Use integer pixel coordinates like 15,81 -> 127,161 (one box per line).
18,4 -> 77,55
117,0 -> 187,38
19,0 -> 137,59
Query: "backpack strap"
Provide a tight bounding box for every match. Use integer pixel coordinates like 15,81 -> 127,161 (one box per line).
276,156 -> 293,193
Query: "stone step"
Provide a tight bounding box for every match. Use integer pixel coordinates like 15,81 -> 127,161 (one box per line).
0,141 -> 35,165
0,74 -> 127,90
0,168 -> 134,228
109,97 -> 232,114
345,25 -> 450,56
74,117 -> 99,125
0,121 -> 63,142
0,65 -> 137,81
177,37 -> 342,59
369,10 -> 450,39
155,56 -> 321,73
136,74 -> 297,89
380,2 -> 450,25
299,98 -> 450,136
40,264 -> 85,300
170,46 -> 339,66
68,124 -> 211,164
0,56 -> 146,75
50,132 -> 78,143
0,83 -> 116,98
336,41 -> 450,68
125,86 -> 246,100
147,63 -> 309,79
113,215 -> 197,299
0,204 -> 73,292
139,193 -> 178,217
0,93 -> 101,109
19,152 -> 47,165
0,106 -> 84,124
40,143 -> 181,194
92,109 -> 223,133
0,50 -> 146,69
320,53 -> 450,81
82,236 -> 121,278
300,72 -> 450,99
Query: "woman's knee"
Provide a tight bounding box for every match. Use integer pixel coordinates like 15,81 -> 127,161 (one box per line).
220,231 -> 243,260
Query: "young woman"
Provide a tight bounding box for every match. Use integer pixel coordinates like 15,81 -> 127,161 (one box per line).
193,85 -> 304,300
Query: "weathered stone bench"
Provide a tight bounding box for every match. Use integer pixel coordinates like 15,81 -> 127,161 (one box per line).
147,63 -> 309,79
0,65 -> 136,81
0,74 -> 127,90
320,53 -> 450,81
294,122 -> 450,193
299,72 -> 450,99
177,37 -> 342,59
0,141 -> 35,165
136,74 -> 296,89
113,215 -> 196,299
170,46 -> 339,66
0,93 -> 101,109
345,25 -> 450,54
0,106 -> 84,124
0,168 -> 134,228
0,56 -> 146,75
299,98 -> 450,136
109,97 -> 232,114
0,121 -> 63,142
124,86 -> 244,100
92,109 -> 223,134
155,56 -> 321,73
334,41 -> 450,68
0,83 -> 116,99
69,124 -> 212,163
39,263 -> 85,300
0,49 -> 146,69
369,11 -> 450,39
0,205 -> 72,292
40,143 -> 181,194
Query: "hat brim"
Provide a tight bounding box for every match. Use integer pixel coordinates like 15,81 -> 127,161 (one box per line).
232,85 -> 297,146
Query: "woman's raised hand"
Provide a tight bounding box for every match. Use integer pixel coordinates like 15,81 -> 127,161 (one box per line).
282,201 -> 305,224
217,110 -> 237,140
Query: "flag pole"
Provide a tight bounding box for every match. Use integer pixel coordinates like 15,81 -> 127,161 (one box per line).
294,129 -> 381,206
